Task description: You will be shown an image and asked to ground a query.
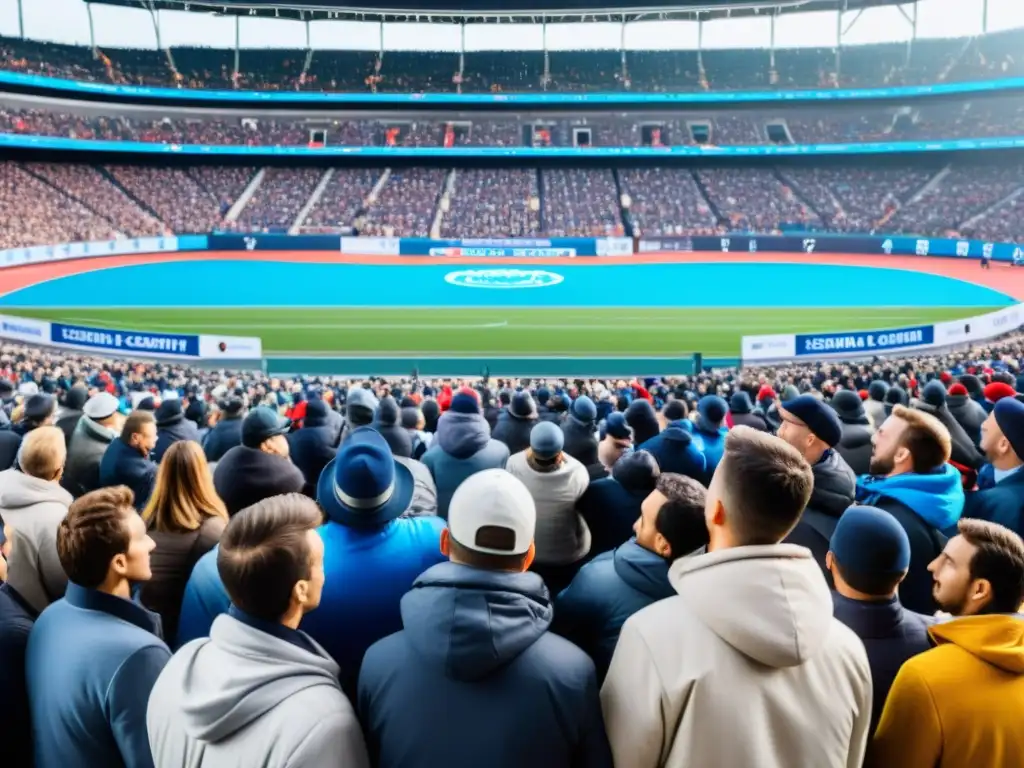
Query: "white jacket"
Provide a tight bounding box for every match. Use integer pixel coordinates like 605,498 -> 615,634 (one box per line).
601,544 -> 872,768
506,451 -> 590,565
0,468 -> 72,612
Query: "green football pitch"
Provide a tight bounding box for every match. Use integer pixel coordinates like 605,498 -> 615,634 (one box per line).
9,306 -> 1003,358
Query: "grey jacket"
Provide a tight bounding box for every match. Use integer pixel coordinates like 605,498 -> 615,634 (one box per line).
62,416 -> 118,498
421,411 -> 510,518
147,613 -> 370,768
0,469 -> 72,612
395,456 -> 438,518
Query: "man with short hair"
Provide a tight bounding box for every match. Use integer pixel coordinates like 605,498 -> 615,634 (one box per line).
99,410 -> 159,512
777,395 -> 857,580
871,519 -> 1024,767
827,505 -> 934,734
26,486 -> 170,768
358,469 -> 613,768
0,426 -> 73,612
555,473 -> 708,681
594,413 -> 633,480
961,397 -> 1024,536
147,494 -> 370,768
13,393 -> 56,437
0,510 -> 35,768
856,405 -> 965,613
214,407 -> 305,516
601,427 -> 872,768
63,392 -> 122,497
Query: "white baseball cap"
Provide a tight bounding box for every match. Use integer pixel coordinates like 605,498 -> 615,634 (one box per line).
448,469 -> 536,557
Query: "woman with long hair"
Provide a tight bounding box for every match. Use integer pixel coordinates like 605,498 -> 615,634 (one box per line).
140,440 -> 228,645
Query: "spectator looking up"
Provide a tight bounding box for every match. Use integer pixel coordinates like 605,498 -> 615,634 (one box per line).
962,396 -> 1024,536
601,427 -> 872,768
871,519 -> 1024,767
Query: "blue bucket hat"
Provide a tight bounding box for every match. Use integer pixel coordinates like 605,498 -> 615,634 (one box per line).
317,426 -> 414,528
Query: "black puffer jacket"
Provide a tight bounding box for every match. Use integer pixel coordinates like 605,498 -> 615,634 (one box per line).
946,394 -> 987,447
783,449 -> 856,582
561,415 -> 599,466
836,420 -> 874,476
491,410 -> 535,455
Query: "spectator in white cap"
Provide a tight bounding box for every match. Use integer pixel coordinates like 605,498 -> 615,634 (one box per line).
341,387 -> 378,443
358,469 -> 613,768
506,420 -> 591,594
62,392 -> 122,498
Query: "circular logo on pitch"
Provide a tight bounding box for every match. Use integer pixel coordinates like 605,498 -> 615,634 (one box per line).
444,269 -> 564,289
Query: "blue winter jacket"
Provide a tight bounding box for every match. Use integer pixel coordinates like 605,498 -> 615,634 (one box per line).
175,518 -> 447,695
855,464 -> 965,532
552,539 -> 675,682
98,438 -> 158,511
962,465 -> 1024,537
638,425 -> 707,483
358,562 -> 612,768
26,583 -> 171,768
689,422 -> 728,481
421,410 -> 509,518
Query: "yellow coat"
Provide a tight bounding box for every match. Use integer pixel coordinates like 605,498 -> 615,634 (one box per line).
870,614 -> 1024,768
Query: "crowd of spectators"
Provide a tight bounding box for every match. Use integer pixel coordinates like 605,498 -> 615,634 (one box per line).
360,168 -> 447,238
2,159 -> 1024,245
542,169 -> 625,238
300,168 -> 384,231
2,321 -> 1024,766
6,104 -> 1024,149
2,30 -> 1023,93
619,168 -> 720,237
235,168 -> 326,232
440,169 -> 541,238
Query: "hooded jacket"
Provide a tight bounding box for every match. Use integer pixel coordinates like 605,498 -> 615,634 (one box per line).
147,612 -> 369,768
600,545 -> 872,768
690,422 -> 727,481
553,540 -> 675,682
288,418 -> 338,499
506,450 -> 591,566
946,393 -> 987,447
561,415 -> 599,466
637,424 -> 707,483
0,469 -> 73,613
491,409 -> 536,456
870,614 -> 1024,767
783,450 -> 856,580
358,563 -> 613,768
856,466 -> 965,614
421,411 -> 509,518
393,456 -> 438,517
153,415 -> 200,464
831,593 -> 935,735
99,438 -> 158,512
62,415 -> 116,498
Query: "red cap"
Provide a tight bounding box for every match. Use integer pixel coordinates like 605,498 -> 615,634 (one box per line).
940,371 -> 952,384
948,383 -> 968,397
858,389 -> 869,400
984,382 -> 1016,403
757,386 -> 776,402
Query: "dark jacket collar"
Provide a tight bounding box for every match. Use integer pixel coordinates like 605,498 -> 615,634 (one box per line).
64,581 -> 163,638
228,605 -> 317,655
0,581 -> 39,620
832,592 -> 916,638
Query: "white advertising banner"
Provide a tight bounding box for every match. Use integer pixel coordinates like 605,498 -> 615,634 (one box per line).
0,314 -> 51,344
198,334 -> 264,360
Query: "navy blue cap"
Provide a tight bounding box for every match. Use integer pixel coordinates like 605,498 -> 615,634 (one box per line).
729,391 -> 753,415
698,395 -> 728,426
921,380 -> 947,408
531,421 -> 564,458
602,412 -> 633,441
242,406 -> 291,448
572,395 -> 597,423
830,505 -> 910,577
780,395 -> 842,447
994,396 -> 1024,460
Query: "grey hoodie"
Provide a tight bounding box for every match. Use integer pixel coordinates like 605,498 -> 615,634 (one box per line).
421,411 -> 509,518
147,613 -> 369,768
0,468 -> 72,612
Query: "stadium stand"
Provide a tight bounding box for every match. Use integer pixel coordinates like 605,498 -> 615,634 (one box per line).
360,168 -> 448,237
440,168 -> 541,238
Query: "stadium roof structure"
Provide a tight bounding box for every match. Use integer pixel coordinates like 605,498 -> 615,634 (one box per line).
88,0 -> 908,23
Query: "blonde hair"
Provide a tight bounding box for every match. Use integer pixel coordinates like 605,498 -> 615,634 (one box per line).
19,426 -> 66,480
142,441 -> 228,532
892,405 -> 952,472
